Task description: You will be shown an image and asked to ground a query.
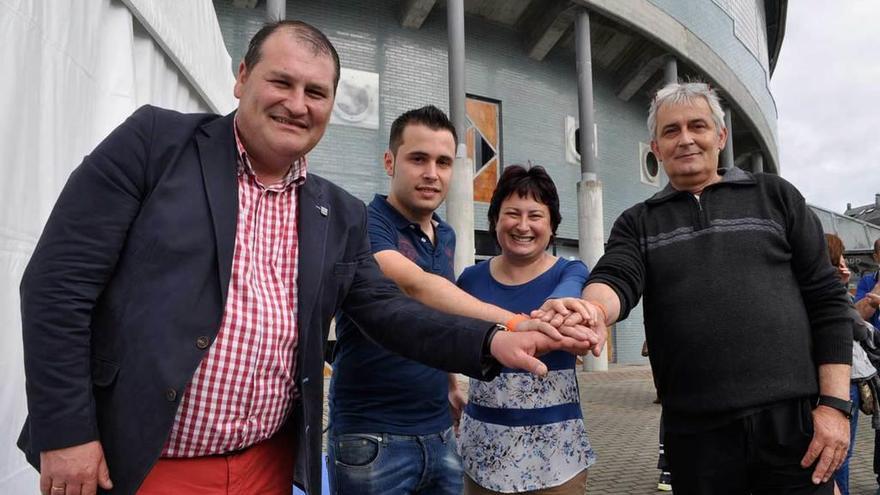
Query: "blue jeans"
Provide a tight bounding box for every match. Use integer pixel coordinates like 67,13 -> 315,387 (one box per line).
328,427 -> 463,495
834,382 -> 861,495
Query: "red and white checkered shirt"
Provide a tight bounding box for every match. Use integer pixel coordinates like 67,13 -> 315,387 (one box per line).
162,124 -> 306,457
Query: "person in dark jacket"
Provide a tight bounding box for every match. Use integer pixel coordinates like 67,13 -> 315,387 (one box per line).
18,20 -> 591,495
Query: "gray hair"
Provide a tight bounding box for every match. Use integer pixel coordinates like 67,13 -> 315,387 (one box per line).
647,82 -> 726,138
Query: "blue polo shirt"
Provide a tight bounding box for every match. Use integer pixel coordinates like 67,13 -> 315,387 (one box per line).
328,195 -> 456,435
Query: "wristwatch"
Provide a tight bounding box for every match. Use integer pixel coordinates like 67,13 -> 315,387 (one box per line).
479,324 -> 507,375
816,395 -> 854,419
481,323 -> 508,356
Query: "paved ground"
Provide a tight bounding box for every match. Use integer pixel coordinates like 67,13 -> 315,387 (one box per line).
578,365 -> 878,495
324,365 -> 880,494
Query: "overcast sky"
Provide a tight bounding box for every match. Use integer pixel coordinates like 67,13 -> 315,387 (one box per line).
770,0 -> 880,212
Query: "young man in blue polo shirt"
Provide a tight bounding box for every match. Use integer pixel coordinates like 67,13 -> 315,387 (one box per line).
326,106 -> 591,494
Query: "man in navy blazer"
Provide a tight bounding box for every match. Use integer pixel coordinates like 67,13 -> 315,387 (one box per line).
18,20 -> 592,495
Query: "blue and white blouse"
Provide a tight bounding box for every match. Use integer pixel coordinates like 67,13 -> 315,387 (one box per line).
457,258 -> 597,492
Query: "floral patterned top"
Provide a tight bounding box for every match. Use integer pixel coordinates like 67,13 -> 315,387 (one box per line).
457,258 -> 597,492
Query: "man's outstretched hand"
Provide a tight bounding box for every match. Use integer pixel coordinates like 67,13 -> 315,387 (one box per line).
513,316 -> 600,350
489,328 -> 595,375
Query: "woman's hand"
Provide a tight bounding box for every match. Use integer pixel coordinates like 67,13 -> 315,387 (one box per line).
513,316 -> 594,342
531,297 -> 600,328
531,298 -> 609,357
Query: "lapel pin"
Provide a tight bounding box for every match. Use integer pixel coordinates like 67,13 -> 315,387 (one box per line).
317,205 -> 329,217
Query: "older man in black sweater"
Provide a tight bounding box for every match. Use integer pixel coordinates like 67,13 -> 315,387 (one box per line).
547,82 -> 852,494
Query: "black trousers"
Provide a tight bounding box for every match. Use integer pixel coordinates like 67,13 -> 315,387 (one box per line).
658,411 -> 670,471
873,429 -> 880,484
664,398 -> 834,495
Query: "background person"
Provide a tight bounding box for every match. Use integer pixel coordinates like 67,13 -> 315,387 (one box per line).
855,239 -> 880,328
825,234 -> 877,495
855,239 -> 880,495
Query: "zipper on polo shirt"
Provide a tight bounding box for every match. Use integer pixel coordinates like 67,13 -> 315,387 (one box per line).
691,194 -> 709,231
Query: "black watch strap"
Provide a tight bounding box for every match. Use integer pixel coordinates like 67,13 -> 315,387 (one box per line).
816,395 -> 854,419
479,324 -> 505,377
482,324 -> 505,357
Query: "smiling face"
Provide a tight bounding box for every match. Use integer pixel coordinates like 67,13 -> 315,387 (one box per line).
495,192 -> 553,263
233,29 -> 336,180
384,123 -> 455,223
651,97 -> 728,193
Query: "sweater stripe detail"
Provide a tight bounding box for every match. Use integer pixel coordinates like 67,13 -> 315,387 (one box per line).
644,218 -> 784,251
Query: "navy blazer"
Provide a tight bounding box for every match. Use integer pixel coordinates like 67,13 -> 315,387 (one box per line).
18,105 -> 497,494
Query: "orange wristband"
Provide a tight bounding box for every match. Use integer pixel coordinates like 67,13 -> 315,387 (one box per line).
504,313 -> 530,332
589,301 -> 609,325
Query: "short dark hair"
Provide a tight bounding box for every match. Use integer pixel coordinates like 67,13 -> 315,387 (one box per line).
243,20 -> 341,92
488,165 -> 562,249
388,105 -> 457,154
874,238 -> 880,255
825,233 -> 845,267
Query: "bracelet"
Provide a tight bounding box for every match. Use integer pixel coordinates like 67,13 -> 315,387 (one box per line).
504,313 -> 530,332
589,301 -> 609,325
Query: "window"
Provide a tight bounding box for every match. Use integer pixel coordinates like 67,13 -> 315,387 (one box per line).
466,95 -> 502,202
564,115 -> 597,165
639,142 -> 661,187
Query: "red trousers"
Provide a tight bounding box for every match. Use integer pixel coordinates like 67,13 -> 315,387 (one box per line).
138,431 -> 295,495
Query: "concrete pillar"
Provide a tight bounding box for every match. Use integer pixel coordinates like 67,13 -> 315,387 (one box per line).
721,106 -> 735,169
664,56 -> 678,85
445,0 -> 475,276
575,8 -> 607,372
266,0 -> 284,21
751,152 -> 764,173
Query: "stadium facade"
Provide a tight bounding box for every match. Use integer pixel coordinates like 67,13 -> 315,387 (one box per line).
214,0 -> 787,364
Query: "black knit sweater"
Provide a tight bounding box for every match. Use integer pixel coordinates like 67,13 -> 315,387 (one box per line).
589,167 -> 852,427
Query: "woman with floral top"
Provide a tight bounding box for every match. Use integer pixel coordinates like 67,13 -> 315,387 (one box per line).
457,165 -> 596,494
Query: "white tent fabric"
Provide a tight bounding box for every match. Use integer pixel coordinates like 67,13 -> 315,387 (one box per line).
123,0 -> 238,113
0,1 -> 235,492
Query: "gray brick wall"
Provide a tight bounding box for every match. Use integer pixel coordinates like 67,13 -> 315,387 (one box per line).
213,0 -> 675,363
